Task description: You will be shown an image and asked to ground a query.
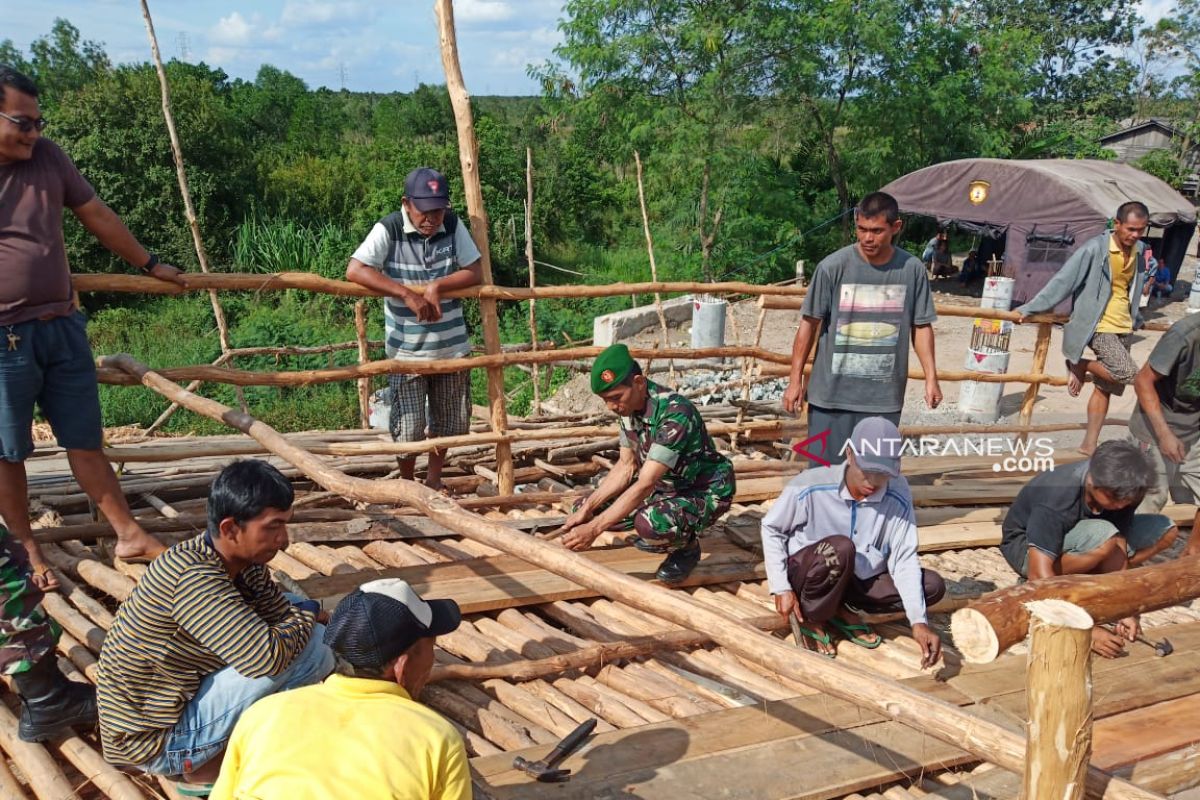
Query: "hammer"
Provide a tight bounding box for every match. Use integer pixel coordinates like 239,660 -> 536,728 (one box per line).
1105,625 -> 1174,657
512,718 -> 597,782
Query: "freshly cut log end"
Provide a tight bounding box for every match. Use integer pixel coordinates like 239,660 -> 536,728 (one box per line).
950,607 -> 1000,664
1025,599 -> 1094,630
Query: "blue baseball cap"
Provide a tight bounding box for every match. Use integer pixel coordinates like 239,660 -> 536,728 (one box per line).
404,167 -> 451,212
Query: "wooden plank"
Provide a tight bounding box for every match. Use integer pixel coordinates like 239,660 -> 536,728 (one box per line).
1092,693 -> 1200,770
298,540 -> 764,612
476,626 -> 1200,800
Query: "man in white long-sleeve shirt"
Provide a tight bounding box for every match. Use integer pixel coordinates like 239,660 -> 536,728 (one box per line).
760,417 -> 943,665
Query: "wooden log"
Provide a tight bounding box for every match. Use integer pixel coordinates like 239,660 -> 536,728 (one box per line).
1019,322 -> 1054,431
0,755 -> 29,800
94,345 -> 790,386
71,273 -> 812,299
435,0 -> 513,495
548,677 -> 654,728
1024,600 -> 1095,800
951,555 -> 1200,664
519,679 -> 616,733
421,684 -> 538,751
354,301 -> 371,429
0,702 -> 77,800
429,613 -> 786,682
104,354 -> 1165,800
53,734 -> 146,800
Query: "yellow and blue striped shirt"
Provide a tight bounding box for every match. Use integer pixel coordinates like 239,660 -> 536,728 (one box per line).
97,533 -> 315,766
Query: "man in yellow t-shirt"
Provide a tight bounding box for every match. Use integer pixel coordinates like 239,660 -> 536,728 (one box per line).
1015,201 -> 1150,455
210,579 -> 469,800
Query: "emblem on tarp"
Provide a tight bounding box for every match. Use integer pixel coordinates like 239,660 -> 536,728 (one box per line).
968,180 -> 990,205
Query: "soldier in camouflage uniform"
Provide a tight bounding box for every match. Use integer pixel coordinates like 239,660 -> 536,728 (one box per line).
560,344 -> 735,584
0,527 -> 97,741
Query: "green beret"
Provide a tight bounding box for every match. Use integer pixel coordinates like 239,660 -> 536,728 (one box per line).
591,344 -> 636,394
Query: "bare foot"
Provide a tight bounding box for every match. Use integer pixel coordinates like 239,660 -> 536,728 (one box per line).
798,621 -> 837,657
1065,360 -> 1083,397
113,530 -> 167,562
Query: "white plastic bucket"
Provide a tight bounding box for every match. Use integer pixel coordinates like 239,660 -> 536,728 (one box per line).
691,295 -> 728,349
959,348 -> 1011,424
980,276 -> 1015,311
1189,278 -> 1200,314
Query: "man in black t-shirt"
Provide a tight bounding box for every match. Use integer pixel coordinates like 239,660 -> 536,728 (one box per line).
1000,440 -> 1177,658
1131,313 -> 1200,556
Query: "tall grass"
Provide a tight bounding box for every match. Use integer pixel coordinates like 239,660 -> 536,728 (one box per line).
232,214 -> 362,280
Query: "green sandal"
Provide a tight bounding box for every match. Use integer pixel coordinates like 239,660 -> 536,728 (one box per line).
828,618 -> 883,649
794,624 -> 837,659
175,782 -> 214,797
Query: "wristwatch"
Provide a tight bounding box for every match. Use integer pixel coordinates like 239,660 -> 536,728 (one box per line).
139,253 -> 159,274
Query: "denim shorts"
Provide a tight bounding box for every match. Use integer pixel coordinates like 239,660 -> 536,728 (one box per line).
0,311 -> 102,461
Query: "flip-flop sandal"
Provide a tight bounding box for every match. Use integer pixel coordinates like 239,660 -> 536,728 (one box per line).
175,781 -> 214,797
795,625 -> 837,659
828,618 -> 883,649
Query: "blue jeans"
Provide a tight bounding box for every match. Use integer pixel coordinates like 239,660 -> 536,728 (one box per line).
139,622 -> 334,776
0,312 -> 102,461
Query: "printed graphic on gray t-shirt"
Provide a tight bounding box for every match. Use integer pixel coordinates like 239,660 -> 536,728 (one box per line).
801,244 -> 936,413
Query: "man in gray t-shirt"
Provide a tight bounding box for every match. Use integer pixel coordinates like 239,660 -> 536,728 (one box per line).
783,192 -> 939,464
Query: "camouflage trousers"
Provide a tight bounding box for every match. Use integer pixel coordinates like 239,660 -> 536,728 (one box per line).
0,529 -> 59,676
577,479 -> 734,554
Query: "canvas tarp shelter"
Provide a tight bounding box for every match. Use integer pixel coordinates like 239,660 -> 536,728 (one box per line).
881,158 -> 1197,307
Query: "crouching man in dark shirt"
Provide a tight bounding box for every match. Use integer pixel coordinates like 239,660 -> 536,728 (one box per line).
1000,440 -> 1177,658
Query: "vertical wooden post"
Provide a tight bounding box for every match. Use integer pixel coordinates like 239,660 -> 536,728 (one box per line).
635,151 -> 674,382
354,301 -> 371,429
1024,599 -> 1094,800
1019,322 -> 1053,435
434,0 -> 514,494
138,0 -> 233,354
525,148 -> 541,417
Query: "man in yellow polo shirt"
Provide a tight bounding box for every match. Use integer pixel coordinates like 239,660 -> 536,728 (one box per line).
210,579 -> 469,800
1016,201 -> 1151,454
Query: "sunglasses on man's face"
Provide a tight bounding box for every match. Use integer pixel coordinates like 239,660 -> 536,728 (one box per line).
0,112 -> 47,134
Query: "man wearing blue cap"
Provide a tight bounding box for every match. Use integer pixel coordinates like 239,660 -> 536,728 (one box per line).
346,167 -> 483,489
760,417 -> 944,665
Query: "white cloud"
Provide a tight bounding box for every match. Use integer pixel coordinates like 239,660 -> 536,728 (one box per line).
210,11 -> 254,46
281,0 -> 373,28
1139,0 -> 1174,26
456,0 -> 514,24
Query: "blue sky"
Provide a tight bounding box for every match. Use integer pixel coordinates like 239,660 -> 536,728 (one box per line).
5,0 -> 566,95
3,1 -> 1180,97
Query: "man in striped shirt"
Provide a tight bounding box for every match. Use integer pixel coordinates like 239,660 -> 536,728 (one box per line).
346,167 -> 483,490
97,461 -> 334,793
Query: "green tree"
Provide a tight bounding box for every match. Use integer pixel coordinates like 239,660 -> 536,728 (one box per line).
28,19 -> 111,107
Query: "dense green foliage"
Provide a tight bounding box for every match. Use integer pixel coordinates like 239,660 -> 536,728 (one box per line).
3,7 -> 1198,432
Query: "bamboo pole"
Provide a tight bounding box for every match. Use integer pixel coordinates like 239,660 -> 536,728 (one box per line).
525,148 -> 541,416
951,554 -> 1200,663
635,150 -> 674,382
1019,322 -> 1054,432
103,354 -> 1163,800
137,0 -> 233,354
1024,599 -> 1094,800
435,0 -> 513,495
354,301 -> 371,429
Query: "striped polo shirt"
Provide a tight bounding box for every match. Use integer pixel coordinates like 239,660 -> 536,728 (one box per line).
351,207 -> 483,360
96,533 -> 316,767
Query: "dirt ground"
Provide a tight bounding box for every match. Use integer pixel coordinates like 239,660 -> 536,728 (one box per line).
550,246 -> 1200,453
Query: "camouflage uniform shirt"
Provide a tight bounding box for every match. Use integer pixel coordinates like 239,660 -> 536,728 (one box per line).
617,380 -> 734,499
